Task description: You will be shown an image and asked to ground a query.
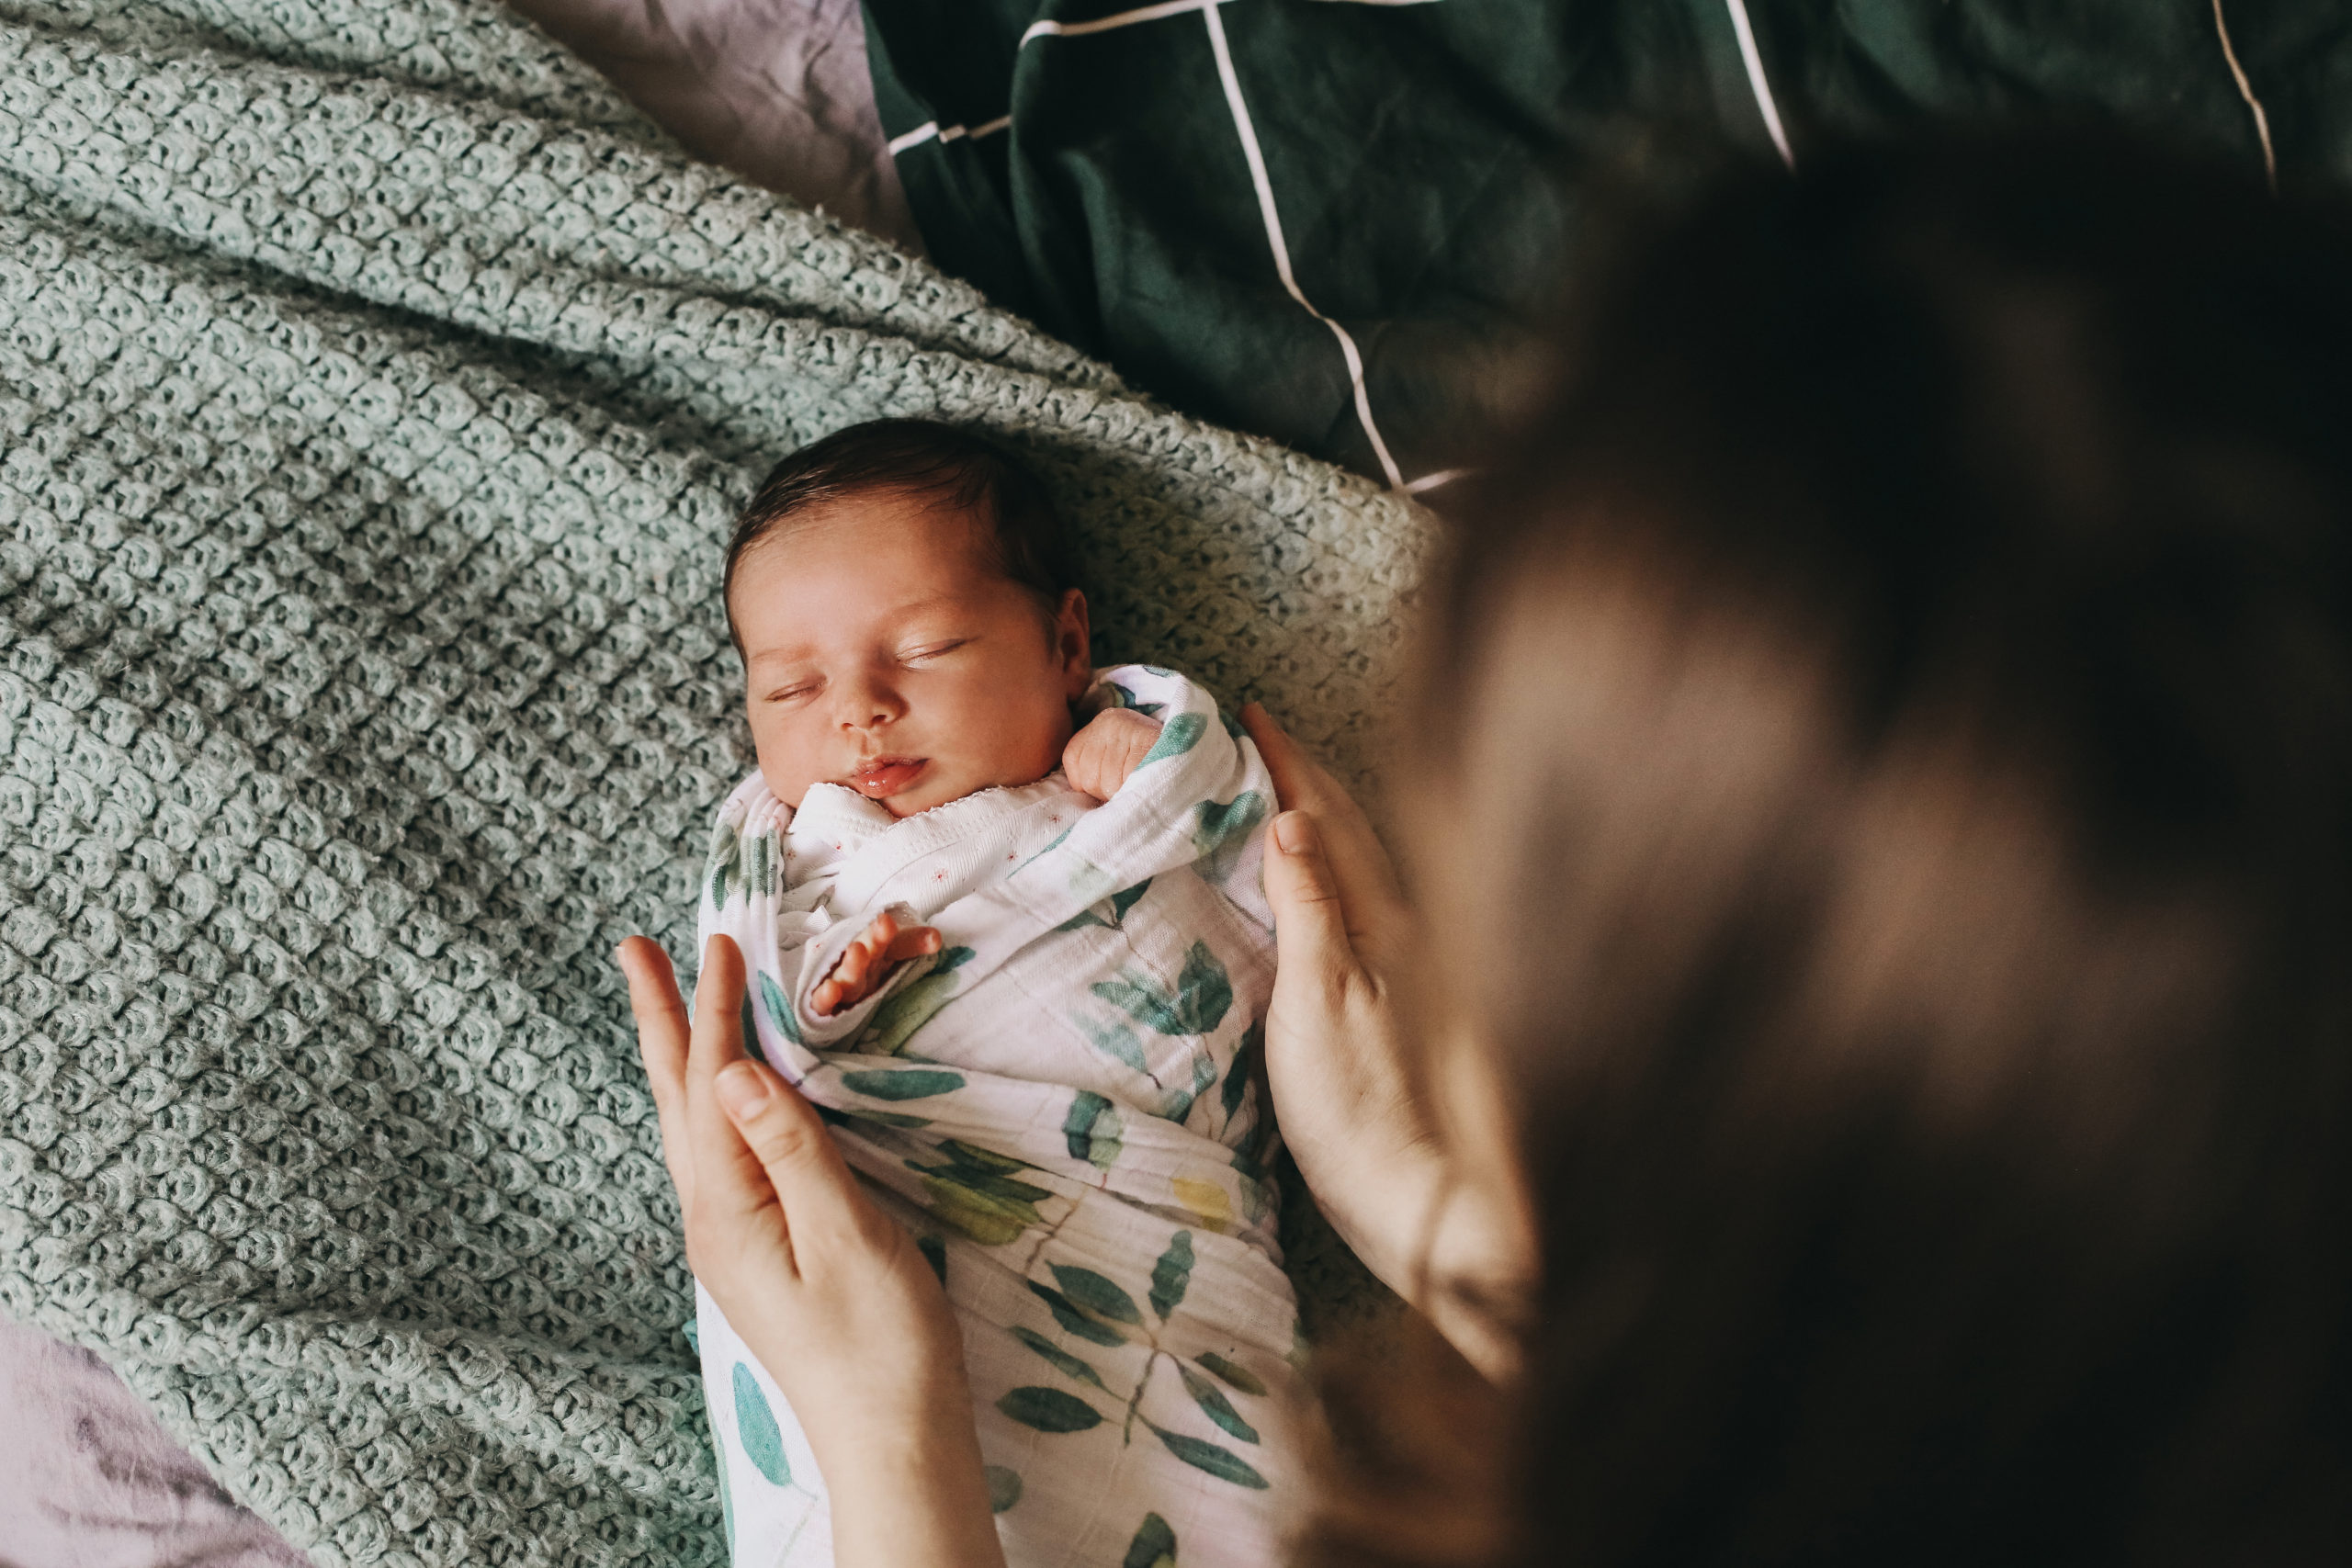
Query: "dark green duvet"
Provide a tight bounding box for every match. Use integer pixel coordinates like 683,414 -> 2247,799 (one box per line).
865,0 -> 2350,485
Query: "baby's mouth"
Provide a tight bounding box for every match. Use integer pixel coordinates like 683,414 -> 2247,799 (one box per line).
849,756 -> 928,800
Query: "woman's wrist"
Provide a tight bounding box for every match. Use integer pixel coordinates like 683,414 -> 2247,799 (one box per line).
814,1389 -> 1005,1568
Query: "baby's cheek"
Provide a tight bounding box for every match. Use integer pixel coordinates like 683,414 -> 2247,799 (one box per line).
748,709 -> 820,807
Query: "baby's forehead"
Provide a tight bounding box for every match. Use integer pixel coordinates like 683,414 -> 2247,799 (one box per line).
765,483 -> 999,570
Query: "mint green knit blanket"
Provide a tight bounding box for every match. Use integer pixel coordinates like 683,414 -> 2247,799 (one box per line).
0,3 -> 1423,1562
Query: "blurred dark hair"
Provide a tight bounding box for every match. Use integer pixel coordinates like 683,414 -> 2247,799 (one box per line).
722,419 -> 1074,649
1313,130 -> 2352,1567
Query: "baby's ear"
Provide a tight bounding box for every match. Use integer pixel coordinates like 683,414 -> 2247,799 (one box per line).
1052,587 -> 1093,697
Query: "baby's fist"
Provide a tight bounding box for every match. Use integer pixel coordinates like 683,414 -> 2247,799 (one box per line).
1064,708 -> 1164,801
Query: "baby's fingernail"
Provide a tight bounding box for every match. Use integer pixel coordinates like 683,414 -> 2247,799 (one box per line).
718,1060 -> 772,1117
1273,811 -> 1316,855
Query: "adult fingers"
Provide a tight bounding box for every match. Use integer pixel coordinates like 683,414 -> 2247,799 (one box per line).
1262,809 -> 1364,1003
1240,701 -> 1329,812
684,935 -> 772,1226
716,1057 -> 887,1260
616,936 -> 695,1207
1241,704 -> 1413,955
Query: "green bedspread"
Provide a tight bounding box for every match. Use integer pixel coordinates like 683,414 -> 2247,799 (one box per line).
868,0 -> 2352,488
0,3 -> 1424,1562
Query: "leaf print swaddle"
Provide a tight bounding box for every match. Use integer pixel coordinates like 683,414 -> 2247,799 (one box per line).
690,667 -> 1301,1568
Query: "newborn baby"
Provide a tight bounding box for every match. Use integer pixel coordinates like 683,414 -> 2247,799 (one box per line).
692,421 -> 1301,1568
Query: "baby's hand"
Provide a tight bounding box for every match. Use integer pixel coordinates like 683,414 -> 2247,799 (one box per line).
1063,708 -> 1164,801
813,908 -> 943,1017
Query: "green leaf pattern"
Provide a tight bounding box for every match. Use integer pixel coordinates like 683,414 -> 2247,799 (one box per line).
1122,1514 -> 1178,1568
998,1385 -> 1104,1433
1090,942 -> 1233,1038
1149,1232 -> 1193,1322
1080,1015 -> 1150,1076
859,945 -> 976,1055
1012,1325 -> 1111,1391
840,1066 -> 966,1101
1147,1422 -> 1269,1490
1050,1265 -> 1143,1325
1064,1090 -> 1125,1169
698,667 -> 1295,1547
756,969 -> 802,1049
731,1361 -> 791,1486
1195,1352 -> 1269,1397
1027,1280 -> 1130,1348
1178,1364 -> 1261,1444
1192,790 -> 1267,887
910,1143 -> 1051,1246
1139,711 -> 1206,767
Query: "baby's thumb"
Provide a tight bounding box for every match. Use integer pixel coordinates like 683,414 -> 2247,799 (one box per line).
1264,810 -> 1359,986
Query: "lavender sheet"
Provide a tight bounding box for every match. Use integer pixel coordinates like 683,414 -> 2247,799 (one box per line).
0,1316 -> 311,1568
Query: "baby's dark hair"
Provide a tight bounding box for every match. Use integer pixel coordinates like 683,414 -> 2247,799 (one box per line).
722,419 -> 1075,650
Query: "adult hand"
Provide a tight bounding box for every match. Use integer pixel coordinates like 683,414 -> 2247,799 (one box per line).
616,933 -> 1005,1568
1239,705 -> 1535,1384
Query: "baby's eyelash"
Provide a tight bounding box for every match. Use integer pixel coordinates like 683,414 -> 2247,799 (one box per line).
902,639 -> 968,662
766,680 -> 820,703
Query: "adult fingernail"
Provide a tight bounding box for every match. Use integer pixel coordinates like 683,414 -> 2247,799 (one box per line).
1273,810 -> 1315,854
718,1060 -> 772,1117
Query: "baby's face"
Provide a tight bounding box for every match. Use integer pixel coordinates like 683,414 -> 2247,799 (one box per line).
729,489 -> 1091,818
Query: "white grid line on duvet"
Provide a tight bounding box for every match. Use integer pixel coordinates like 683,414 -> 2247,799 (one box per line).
895,0 -> 1450,490
2211,0 -> 2278,192
1724,0 -> 1793,170
1202,0 -> 1405,488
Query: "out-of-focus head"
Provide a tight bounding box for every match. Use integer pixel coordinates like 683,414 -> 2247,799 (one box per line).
724,420 -> 1091,818
1324,133 -> 2352,1567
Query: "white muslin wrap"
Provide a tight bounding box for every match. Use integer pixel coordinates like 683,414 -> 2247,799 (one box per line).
692,665 -> 1303,1568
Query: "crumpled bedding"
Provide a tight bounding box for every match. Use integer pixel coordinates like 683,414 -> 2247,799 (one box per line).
503,0 -> 919,252
0,1314 -> 314,1567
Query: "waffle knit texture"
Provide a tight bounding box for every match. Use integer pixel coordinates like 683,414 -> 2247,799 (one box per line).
0,2 -> 1427,1564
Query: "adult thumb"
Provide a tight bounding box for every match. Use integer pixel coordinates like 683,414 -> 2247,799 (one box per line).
1264,809 -> 1359,988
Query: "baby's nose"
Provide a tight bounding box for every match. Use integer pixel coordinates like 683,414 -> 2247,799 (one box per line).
837,678 -> 905,728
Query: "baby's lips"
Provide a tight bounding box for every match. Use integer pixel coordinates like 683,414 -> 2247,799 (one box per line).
849,756 -> 928,799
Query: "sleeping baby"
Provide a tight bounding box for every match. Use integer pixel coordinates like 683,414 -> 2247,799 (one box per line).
690,420 -> 1301,1567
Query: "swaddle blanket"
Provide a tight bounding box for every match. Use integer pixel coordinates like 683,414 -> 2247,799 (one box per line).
695,664 -> 1299,1568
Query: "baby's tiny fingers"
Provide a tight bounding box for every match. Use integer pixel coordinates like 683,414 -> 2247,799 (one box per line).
883,926 -> 944,963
